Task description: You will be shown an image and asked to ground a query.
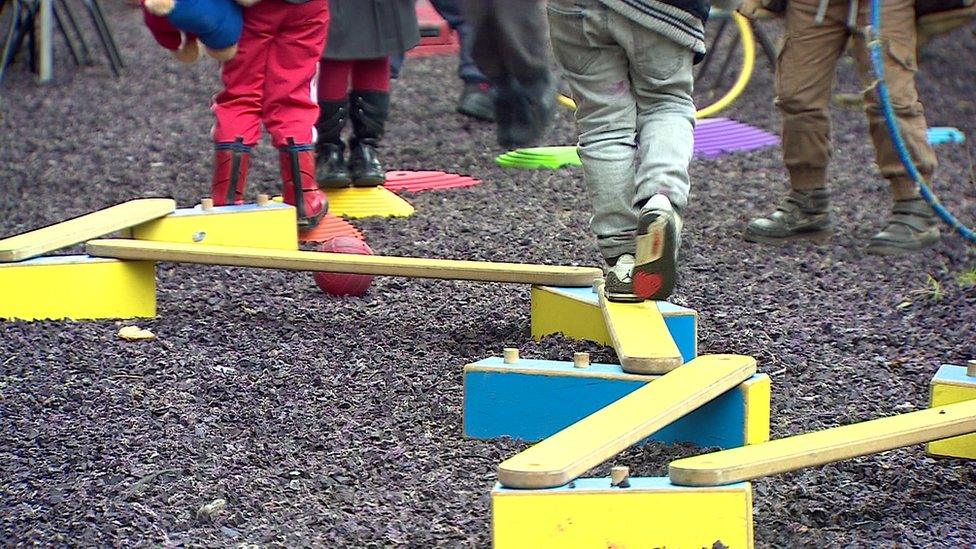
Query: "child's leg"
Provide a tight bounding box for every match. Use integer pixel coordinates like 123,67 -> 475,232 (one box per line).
547,2 -> 637,260
210,4 -> 276,205
348,58 -> 391,186
262,0 -> 330,230
315,58 -> 354,187
622,19 -> 695,300
547,0 -> 641,301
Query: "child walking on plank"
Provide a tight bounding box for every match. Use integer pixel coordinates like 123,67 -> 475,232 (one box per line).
547,0 -> 730,301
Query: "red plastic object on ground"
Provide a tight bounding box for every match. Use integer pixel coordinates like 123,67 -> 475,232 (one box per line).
407,0 -> 460,58
299,213 -> 365,244
313,236 -> 375,296
383,171 -> 481,193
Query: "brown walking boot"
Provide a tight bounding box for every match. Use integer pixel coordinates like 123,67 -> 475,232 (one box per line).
866,197 -> 940,255
744,188 -> 832,243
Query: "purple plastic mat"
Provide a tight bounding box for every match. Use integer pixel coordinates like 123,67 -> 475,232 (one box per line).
694,118 -> 779,158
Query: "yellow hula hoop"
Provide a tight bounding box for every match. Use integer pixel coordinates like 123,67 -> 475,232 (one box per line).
556,12 -> 757,120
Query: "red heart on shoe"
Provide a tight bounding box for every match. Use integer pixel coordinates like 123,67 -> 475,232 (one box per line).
633,271 -> 663,300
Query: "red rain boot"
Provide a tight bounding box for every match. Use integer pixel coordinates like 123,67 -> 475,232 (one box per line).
211,137 -> 251,206
280,138 -> 329,231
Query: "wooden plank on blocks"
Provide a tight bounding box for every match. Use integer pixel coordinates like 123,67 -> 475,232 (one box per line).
132,202 -> 298,250
86,239 -> 603,287
0,255 -> 156,320
669,398 -> 976,487
0,198 -> 175,262
927,364 -> 976,459
463,356 -> 771,448
492,477 -> 754,549
496,354 -> 757,489
598,283 -> 682,373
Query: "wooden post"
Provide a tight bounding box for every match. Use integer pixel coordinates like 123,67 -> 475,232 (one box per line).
200,198 -> 214,211
573,352 -> 590,369
610,466 -> 630,487
968,360 -> 976,378
592,277 -> 604,294
257,194 -> 270,207
504,348 -> 519,364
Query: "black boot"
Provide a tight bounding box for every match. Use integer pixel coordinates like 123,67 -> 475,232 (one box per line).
315,99 -> 352,189
348,90 -> 389,187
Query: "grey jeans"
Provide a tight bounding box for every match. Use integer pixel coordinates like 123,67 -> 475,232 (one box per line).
547,0 -> 695,261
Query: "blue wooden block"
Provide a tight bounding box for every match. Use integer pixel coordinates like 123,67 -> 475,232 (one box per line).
464,357 -> 771,448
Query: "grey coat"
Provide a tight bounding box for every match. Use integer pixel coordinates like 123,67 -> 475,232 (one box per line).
325,0 -> 420,59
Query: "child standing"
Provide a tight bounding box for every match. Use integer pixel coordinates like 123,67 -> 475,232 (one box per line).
208,0 -> 331,233
547,0 -> 712,302
315,0 -> 419,188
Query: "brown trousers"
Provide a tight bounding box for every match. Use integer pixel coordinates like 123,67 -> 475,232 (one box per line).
775,0 -> 938,200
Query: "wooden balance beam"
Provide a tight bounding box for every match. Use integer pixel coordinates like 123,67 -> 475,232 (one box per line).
598,282 -> 683,374
669,398 -> 976,486
496,354 -> 757,489
85,239 -> 603,287
0,198 -> 176,262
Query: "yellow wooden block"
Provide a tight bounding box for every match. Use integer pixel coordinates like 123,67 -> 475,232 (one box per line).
599,284 -> 682,373
529,286 -> 699,362
87,239 -> 603,287
0,198 -> 175,262
670,398 -> 976,486
131,202 -> 298,250
743,374 -> 772,446
927,364 -> 976,459
492,477 -> 754,549
0,255 -> 155,320
531,285 -> 611,345
326,187 -> 414,218
497,355 -> 757,489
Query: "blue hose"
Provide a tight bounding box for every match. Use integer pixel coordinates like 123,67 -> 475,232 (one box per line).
867,0 -> 976,244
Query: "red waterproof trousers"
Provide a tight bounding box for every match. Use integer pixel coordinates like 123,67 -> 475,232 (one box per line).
211,0 -> 329,148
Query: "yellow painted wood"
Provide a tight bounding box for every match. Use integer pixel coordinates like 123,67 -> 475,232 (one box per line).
670,399 -> 976,486
0,256 -> 155,320
927,379 -> 976,459
86,239 -> 603,287
132,203 -> 298,250
599,284 -> 682,373
530,286 -> 611,345
326,187 -> 414,218
0,198 -> 175,262
744,375 -> 772,445
492,479 -> 754,549
496,354 -> 757,488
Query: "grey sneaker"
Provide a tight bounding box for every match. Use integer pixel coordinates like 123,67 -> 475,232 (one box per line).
633,197 -> 682,301
744,188 -> 832,243
604,254 -> 642,303
867,198 -> 941,255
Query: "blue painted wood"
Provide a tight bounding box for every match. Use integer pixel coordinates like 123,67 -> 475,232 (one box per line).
933,364 -> 976,386
464,357 -> 749,448
492,476 -> 749,493
541,286 -> 697,362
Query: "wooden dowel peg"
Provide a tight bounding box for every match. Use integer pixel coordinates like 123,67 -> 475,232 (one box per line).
200,198 -> 214,211
257,194 -> 270,206
610,465 -> 630,488
573,352 -> 590,369
967,360 -> 976,378
503,348 -> 519,364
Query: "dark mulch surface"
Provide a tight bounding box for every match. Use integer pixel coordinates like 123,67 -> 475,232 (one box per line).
2,4 -> 975,547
